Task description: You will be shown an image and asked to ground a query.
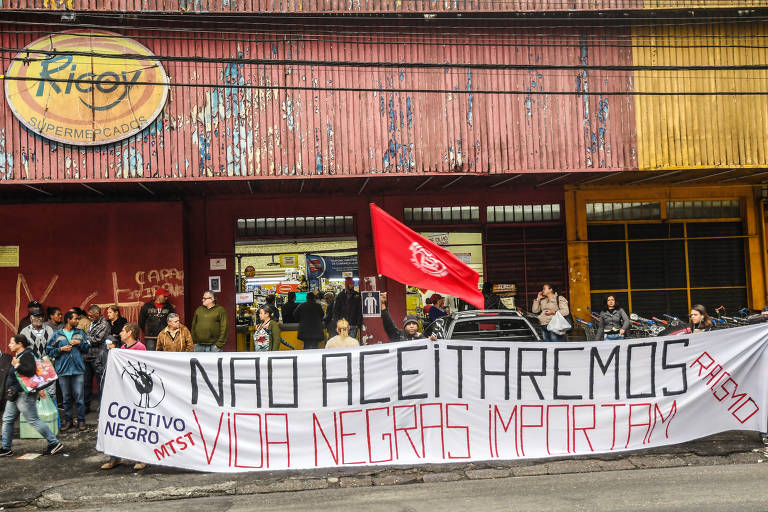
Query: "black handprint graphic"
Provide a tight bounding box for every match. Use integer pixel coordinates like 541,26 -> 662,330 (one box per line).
121,361 -> 166,408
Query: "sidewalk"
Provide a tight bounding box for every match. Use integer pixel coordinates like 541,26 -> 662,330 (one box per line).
0,409 -> 765,510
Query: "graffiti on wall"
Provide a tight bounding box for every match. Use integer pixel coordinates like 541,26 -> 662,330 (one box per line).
117,268 -> 184,301
0,267 -> 184,341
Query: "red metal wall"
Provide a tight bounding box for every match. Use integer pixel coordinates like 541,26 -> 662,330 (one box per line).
0,201 -> 185,351
0,184 -> 563,352
0,24 -> 636,183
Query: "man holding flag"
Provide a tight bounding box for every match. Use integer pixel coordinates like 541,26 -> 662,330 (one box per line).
369,204 -> 484,327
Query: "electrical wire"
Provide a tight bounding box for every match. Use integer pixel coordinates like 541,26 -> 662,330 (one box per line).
6,11 -> 768,39
6,25 -> 768,50
4,74 -> 768,95
4,45 -> 768,72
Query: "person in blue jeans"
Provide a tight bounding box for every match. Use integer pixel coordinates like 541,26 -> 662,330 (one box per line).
1,334 -> 63,457
594,295 -> 630,341
46,310 -> 90,431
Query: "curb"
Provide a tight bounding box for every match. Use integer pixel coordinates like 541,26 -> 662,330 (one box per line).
16,448 -> 764,509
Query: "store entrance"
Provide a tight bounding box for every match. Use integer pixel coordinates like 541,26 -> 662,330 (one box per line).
234,238 -> 359,351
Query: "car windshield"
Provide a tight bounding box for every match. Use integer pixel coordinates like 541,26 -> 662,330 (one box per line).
451,318 -> 536,341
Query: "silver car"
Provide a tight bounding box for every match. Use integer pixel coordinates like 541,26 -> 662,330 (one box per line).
423,310 -> 541,341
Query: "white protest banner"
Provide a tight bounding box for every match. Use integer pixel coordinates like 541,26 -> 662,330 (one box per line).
97,325 -> 768,473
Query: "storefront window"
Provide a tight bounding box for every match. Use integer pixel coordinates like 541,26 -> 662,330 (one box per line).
487,203 -> 560,223
587,202 -> 747,318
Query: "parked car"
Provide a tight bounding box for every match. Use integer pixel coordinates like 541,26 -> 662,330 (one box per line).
423,310 -> 541,341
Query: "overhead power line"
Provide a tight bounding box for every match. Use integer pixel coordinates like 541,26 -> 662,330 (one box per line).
5,47 -> 768,72
5,12 -> 768,39
5,25 -> 768,49
4,74 -> 768,95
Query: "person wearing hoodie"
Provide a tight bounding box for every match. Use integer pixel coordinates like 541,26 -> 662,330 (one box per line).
380,292 -> 430,342
138,288 -> 175,351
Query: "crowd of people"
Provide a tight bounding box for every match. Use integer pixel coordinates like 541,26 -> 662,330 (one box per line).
252,276 -> 365,351
2,280 -> 734,460
531,284 -> 719,341
1,287 -> 229,460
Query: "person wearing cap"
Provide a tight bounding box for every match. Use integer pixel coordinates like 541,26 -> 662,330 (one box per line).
17,300 -> 43,333
19,308 -> 53,359
138,288 -> 175,351
380,292 -> 430,342
19,308 -> 57,406
332,277 -> 362,339
427,293 -> 449,323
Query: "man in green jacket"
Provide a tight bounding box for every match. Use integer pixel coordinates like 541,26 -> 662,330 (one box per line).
191,290 -> 229,351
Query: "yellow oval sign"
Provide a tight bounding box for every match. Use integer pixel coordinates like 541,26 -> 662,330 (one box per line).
5,30 -> 169,146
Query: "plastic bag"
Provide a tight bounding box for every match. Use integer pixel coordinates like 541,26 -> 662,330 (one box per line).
20,394 -> 59,438
547,311 -> 572,335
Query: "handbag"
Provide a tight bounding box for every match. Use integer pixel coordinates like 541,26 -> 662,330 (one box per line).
547,311 -> 572,335
556,294 -> 574,333
15,355 -> 58,393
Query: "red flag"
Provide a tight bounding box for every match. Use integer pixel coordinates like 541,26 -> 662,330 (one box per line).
370,203 -> 484,309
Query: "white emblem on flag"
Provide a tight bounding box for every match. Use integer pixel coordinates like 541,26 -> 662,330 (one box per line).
409,242 -> 448,277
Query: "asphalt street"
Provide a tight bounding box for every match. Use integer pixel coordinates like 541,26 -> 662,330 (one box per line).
74,462 -> 768,512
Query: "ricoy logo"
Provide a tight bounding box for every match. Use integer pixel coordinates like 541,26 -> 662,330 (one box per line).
4,30 -> 169,145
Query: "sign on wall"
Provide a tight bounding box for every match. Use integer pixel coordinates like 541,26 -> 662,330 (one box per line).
0,246 -> 19,267
279,254 -> 299,267
305,254 -> 358,279
5,30 -> 169,145
97,325 -> 768,473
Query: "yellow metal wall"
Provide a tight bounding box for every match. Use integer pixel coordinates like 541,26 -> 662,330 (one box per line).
644,0 -> 768,8
565,185 -> 766,320
633,23 -> 768,170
